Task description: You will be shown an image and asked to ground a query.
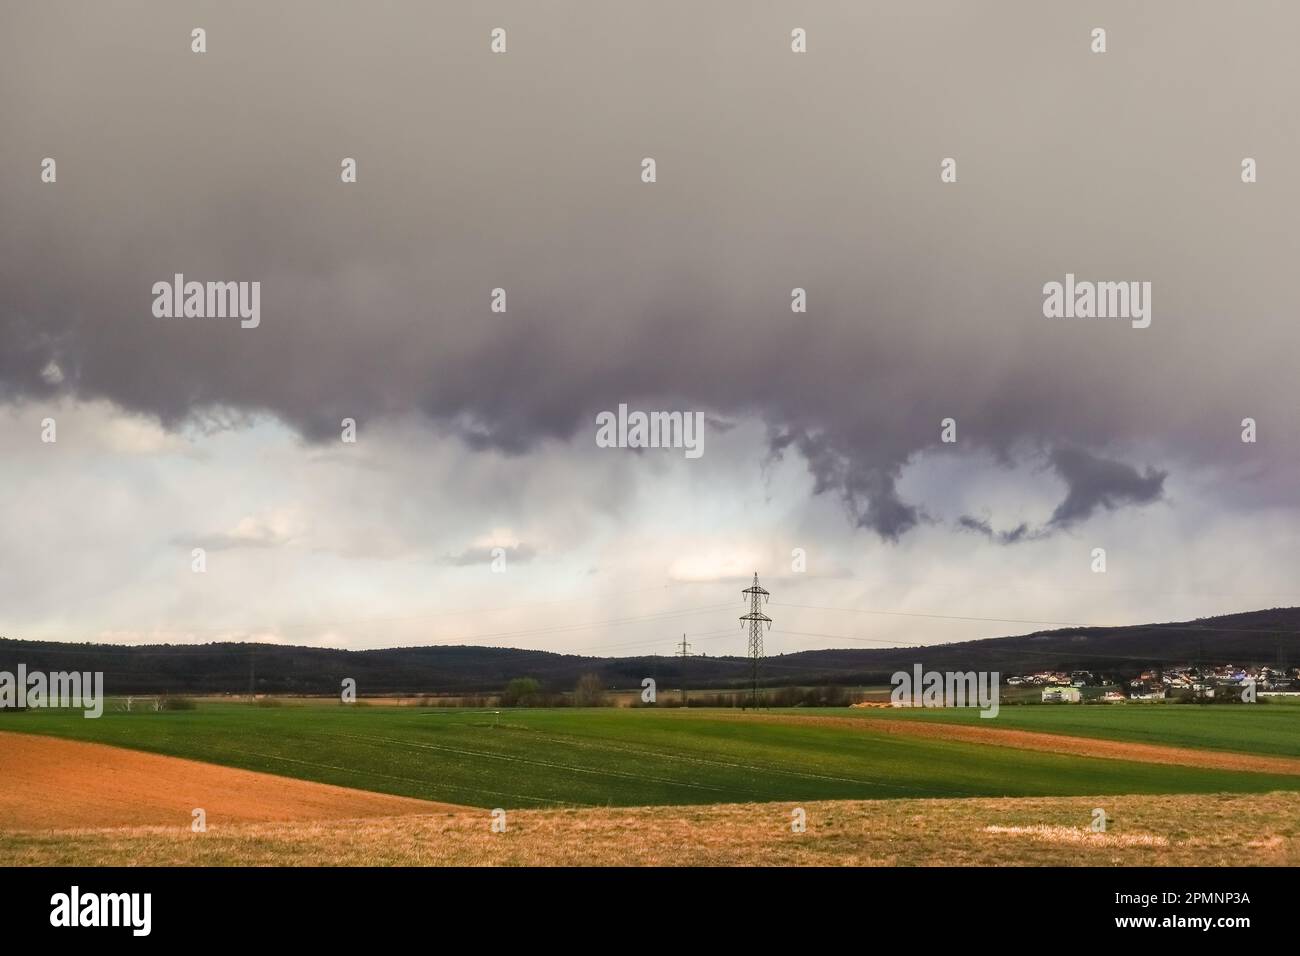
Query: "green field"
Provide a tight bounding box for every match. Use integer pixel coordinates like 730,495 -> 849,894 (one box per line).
843,698 -> 1300,758
6,701 -> 1300,808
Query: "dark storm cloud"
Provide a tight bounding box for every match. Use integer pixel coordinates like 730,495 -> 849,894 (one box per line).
767,427 -> 920,538
957,515 -> 1037,545
955,444 -> 1165,543
3,2 -> 1298,539
1047,447 -> 1167,528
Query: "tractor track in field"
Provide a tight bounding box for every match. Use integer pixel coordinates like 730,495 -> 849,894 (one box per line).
327,730 -> 746,803
706,713 -> 1300,776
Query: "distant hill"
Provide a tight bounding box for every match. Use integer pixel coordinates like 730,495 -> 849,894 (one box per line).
1,606 -> 1297,695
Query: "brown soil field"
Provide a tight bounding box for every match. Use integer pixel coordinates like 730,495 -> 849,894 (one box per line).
0,731 -> 465,830
711,713 -> 1300,776
3,790 -> 1296,866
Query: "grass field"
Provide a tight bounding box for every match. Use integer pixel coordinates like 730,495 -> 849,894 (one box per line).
842,698 -> 1300,758
6,701 -> 1300,809
3,791 -> 1297,866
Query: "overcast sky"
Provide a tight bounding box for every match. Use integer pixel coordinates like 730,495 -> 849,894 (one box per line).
2,2 -> 1298,656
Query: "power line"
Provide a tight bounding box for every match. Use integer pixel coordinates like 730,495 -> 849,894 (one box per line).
769,602 -> 1300,637
765,628 -> 1296,669
4,600 -> 736,654
9,580 -> 729,641
448,603 -> 736,646
770,603 -> 1096,629
849,579 -> 1300,604
6,594 -> 1298,665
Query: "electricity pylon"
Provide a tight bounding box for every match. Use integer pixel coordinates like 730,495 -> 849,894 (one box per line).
740,572 -> 771,709
677,634 -> 691,706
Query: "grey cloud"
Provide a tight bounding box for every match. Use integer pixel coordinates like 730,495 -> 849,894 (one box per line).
180,530 -> 294,552
175,509 -> 304,552
1,2 -> 1296,543
849,463 -> 921,541
957,446 -> 1165,543
1047,447 -> 1167,528
957,515 -> 1038,545
766,427 -> 918,539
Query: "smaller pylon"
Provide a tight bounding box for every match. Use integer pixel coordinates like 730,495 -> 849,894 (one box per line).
677,634 -> 692,706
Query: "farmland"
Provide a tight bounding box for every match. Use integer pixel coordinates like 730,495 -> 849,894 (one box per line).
5,791 -> 1297,867
842,697 -> 1300,758
0,730 -> 455,830
5,701 -> 1300,810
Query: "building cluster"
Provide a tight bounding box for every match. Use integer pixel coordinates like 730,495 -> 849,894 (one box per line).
1007,665 -> 1300,703
1006,670 -> 1106,688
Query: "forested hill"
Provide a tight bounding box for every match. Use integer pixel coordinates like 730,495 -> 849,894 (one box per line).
1,606 -> 1296,695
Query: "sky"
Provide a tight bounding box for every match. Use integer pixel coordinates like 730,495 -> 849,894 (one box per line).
2,2 -> 1298,657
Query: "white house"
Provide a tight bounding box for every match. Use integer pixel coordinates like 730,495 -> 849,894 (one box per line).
1042,687 -> 1081,703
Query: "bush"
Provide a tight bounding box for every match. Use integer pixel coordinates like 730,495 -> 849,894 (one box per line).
152,695 -> 197,711
573,673 -> 608,707
651,685 -> 862,709
500,677 -> 542,707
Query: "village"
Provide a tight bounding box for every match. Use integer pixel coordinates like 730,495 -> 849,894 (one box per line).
1006,665 -> 1300,703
